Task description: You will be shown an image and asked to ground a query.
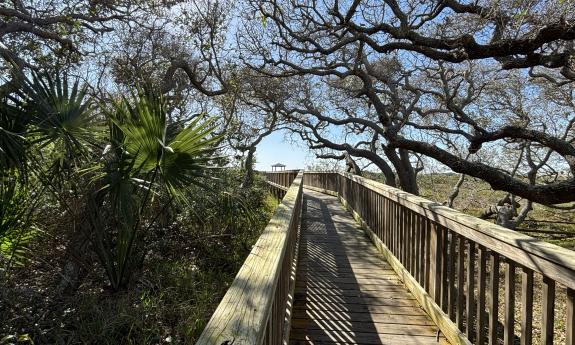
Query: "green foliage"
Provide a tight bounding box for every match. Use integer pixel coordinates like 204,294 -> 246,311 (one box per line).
0,71 -> 98,178
0,170 -> 277,344
107,89 -> 219,200
0,178 -> 36,269
0,71 -> 98,278
0,70 -> 280,344
85,87 -> 219,290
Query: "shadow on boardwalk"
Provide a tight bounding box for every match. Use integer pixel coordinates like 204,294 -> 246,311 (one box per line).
289,189 -> 449,345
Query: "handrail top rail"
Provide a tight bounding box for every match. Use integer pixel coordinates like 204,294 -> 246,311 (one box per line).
265,180 -> 289,192
260,169 -> 301,173
306,171 -> 575,289
196,171 -> 304,344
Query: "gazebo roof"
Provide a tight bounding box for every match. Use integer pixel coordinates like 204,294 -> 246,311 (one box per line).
271,163 -> 286,167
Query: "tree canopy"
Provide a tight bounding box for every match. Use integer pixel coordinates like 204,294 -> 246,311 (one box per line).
2,0 -> 575,206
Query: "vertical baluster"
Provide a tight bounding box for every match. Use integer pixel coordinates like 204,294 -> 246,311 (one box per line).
371,190 -> 381,230
407,210 -> 412,270
429,222 -> 443,303
466,241 -> 476,341
448,232 -> 457,320
414,213 -> 421,283
390,202 -> 396,254
488,252 -> 500,345
370,189 -> 379,230
400,204 -> 404,260
399,205 -> 407,267
391,200 -> 395,251
457,235 -> 465,329
441,227 -> 449,312
424,218 -> 431,292
477,246 -> 488,345
378,195 -> 382,242
541,276 -> 556,345
406,209 -> 412,271
396,203 -> 401,257
567,288 -> 574,345
384,198 -> 389,246
375,193 -> 380,237
520,267 -> 533,345
419,215 -> 426,285
411,211 -> 417,274
366,187 -> 370,227
504,261 -> 515,345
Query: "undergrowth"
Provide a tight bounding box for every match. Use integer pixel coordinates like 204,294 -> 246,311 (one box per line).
0,170 -> 277,345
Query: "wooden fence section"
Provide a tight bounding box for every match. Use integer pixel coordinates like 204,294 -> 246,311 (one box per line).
263,170 -> 300,188
303,171 -> 575,345
196,171 -> 304,345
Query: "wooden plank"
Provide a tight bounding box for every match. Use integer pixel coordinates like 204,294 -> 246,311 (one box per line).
297,264 -> 393,273
294,298 -> 419,310
466,241 -> 476,341
290,318 -> 439,336
292,309 -> 434,325
295,280 -> 402,290
441,227 -> 449,312
295,286 -> 409,297
416,213 -> 423,284
424,219 -> 431,293
429,222 -> 442,304
477,246 -> 488,345
488,252 -> 500,345
504,261 -> 515,345
541,276 -> 556,345
520,267 -> 533,345
290,329 -> 447,345
457,235 -> 465,330
567,288 -> 574,345
448,232 -> 457,320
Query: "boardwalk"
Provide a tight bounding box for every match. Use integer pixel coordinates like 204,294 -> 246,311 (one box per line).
199,171 -> 575,345
289,189 -> 449,345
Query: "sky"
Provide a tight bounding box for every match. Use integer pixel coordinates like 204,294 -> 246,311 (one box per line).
253,129 -> 312,171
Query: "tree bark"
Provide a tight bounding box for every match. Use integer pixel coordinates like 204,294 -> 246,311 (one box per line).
240,146 -> 256,189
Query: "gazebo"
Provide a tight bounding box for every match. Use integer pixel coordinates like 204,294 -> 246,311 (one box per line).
271,163 -> 286,171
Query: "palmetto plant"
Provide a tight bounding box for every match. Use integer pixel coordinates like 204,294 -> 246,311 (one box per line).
0,72 -> 97,177
0,178 -> 37,271
0,72 -> 96,274
87,88 -> 218,290
1,71 -> 218,290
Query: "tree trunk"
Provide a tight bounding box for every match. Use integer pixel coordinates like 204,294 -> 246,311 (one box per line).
240,146 -> 256,189
344,152 -> 362,176
445,174 -> 466,208
384,146 -> 419,195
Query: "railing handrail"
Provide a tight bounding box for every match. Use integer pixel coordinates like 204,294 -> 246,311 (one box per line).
261,169 -> 301,173
196,171 -> 304,345
308,171 -> 575,289
265,180 -> 289,192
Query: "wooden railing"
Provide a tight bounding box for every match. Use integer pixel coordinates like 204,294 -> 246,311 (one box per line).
304,171 -> 575,345
196,171 -> 304,345
262,170 -> 300,199
263,170 -> 300,187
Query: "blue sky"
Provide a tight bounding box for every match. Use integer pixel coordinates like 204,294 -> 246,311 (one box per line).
254,130 -> 312,171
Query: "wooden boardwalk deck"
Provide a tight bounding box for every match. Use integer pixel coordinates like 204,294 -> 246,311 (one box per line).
289,189 -> 450,345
